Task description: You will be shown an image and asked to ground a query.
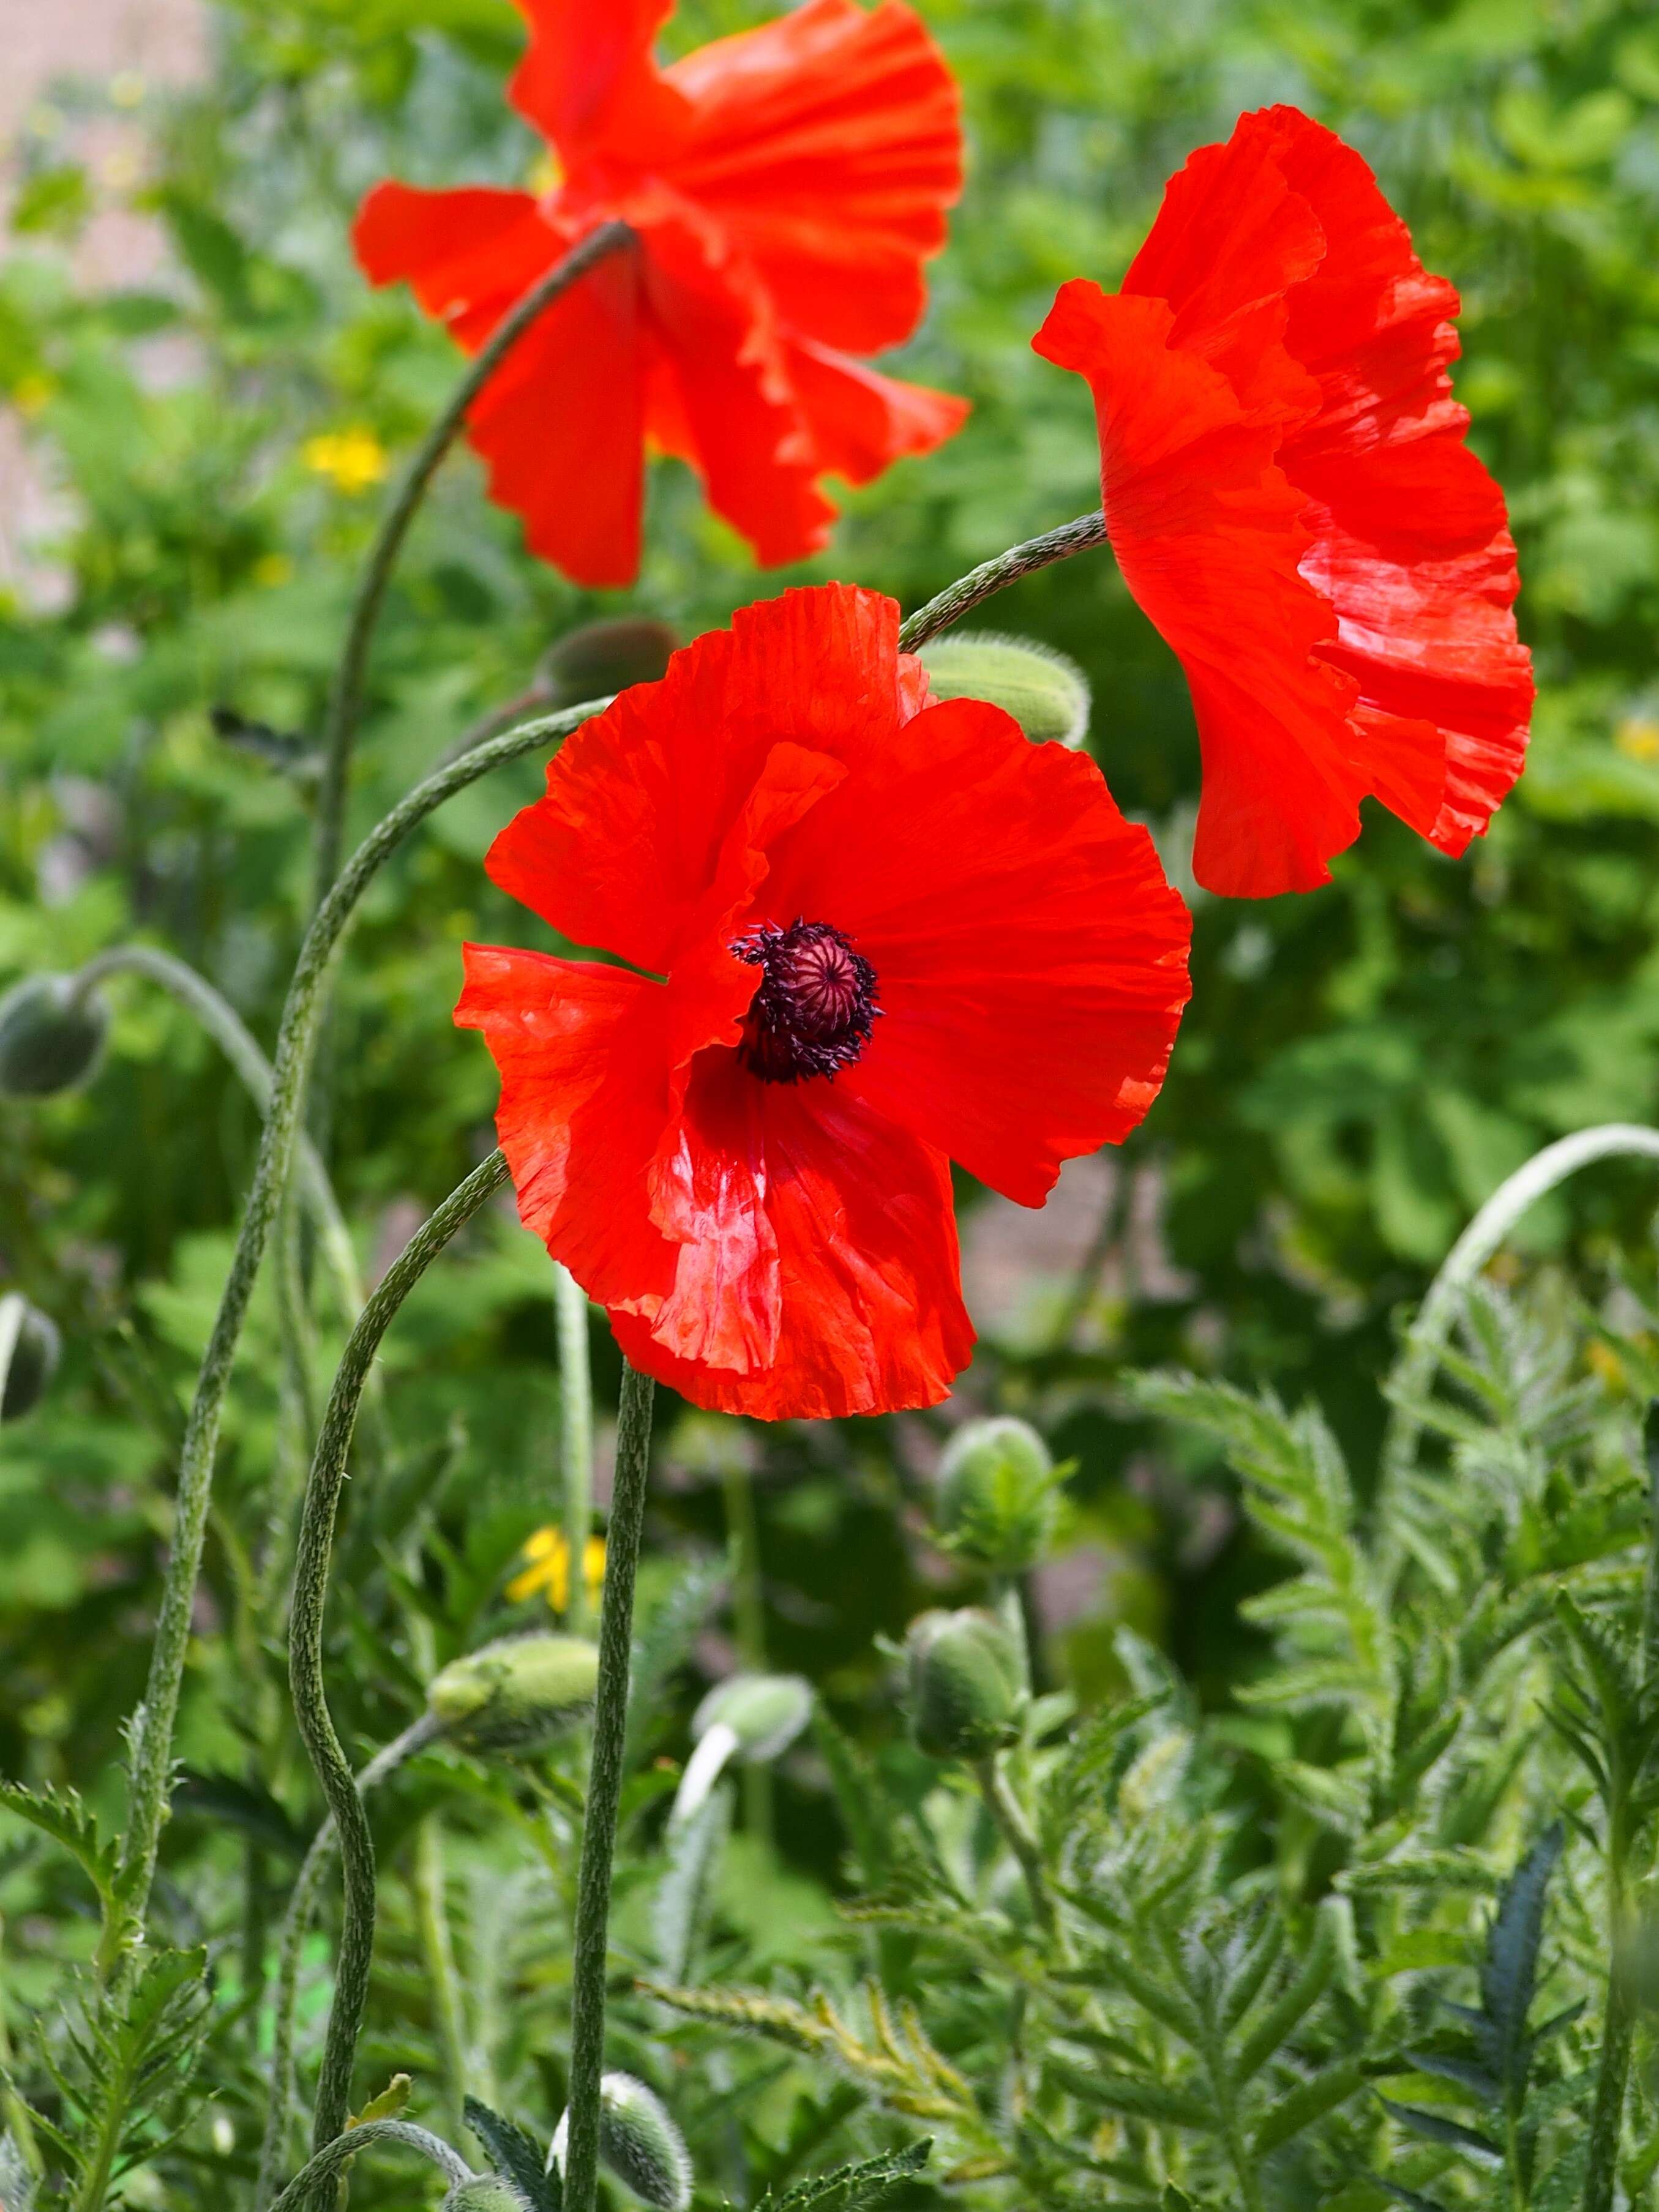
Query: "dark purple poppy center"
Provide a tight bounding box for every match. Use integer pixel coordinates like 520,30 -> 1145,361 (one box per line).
732,918 -> 880,1083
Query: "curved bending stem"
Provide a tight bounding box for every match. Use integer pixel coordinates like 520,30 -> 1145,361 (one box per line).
1379,1124 -> 1659,1538
253,1713 -> 440,2212
268,2117 -> 471,2212
563,1359 -> 656,2212
290,1151 -> 510,2193
897,510 -> 1106,653
72,945 -> 363,1323
112,693 -> 605,1960
310,219 -> 635,905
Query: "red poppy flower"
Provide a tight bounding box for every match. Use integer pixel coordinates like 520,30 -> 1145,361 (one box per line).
457,584 -> 1191,1419
1033,105 -> 1533,900
353,0 -> 968,589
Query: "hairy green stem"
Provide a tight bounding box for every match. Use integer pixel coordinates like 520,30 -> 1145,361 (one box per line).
111,697 -> 604,1964
563,1360 -> 656,2212
897,510 -> 1107,654
268,2118 -> 472,2211
290,1152 -> 509,2197
309,219 -> 635,907
253,1713 -> 440,2212
973,1755 -> 1058,1945
555,1263 -> 594,1635
72,945 -> 363,1323
1378,1124 -> 1659,1575
413,1815 -> 471,2135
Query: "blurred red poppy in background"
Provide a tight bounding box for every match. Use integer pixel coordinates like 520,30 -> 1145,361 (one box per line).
457,585 -> 1191,1420
1035,105 -> 1533,900
354,0 -> 968,588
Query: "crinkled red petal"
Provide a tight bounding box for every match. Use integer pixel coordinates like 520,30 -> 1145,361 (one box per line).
352,182 -> 557,344
782,335 -> 970,486
614,1061 -> 973,1418
763,692 -> 1192,1203
659,0 -> 962,355
507,0 -> 687,166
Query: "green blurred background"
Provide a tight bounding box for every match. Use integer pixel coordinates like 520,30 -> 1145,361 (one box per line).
2,0 -> 1659,1883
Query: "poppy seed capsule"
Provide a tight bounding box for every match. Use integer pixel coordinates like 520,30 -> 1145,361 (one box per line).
443,2181 -> 533,2212
0,973 -> 109,1097
425,1633 -> 599,1753
935,1416 -> 1059,1574
906,1607 -> 1025,1761
916,632 -> 1090,749
550,2073 -> 692,2212
0,1295 -> 61,1423
540,616 -> 678,707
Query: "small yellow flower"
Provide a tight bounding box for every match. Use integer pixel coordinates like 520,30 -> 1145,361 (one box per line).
252,551 -> 294,588
1586,1339 -> 1626,1389
1616,716 -> 1659,764
10,373 -> 54,419
302,427 -> 389,496
507,1525 -> 607,1612
527,151 -> 564,196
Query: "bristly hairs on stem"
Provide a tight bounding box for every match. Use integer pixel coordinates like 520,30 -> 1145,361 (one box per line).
266,2117 -> 472,2211
308,219 -> 636,908
563,1359 -> 656,2212
897,511 -> 1106,654
288,1152 -> 511,2205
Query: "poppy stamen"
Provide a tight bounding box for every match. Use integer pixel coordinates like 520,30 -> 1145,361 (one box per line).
733,919 -> 880,1083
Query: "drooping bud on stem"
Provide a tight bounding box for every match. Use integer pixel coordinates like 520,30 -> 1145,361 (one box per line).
934,1416 -> 1059,1574
550,2074 -> 692,2212
905,1607 -> 1025,1760
425,1633 -> 599,1754
916,631 -> 1090,748
0,973 -> 108,1096
0,1295 -> 61,1424
541,617 -> 678,708
673,1672 -> 814,1823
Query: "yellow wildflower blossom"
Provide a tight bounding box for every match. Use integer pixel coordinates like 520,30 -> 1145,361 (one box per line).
302,427 -> 389,495
1615,716 -> 1659,764
11,374 -> 54,419
507,1526 -> 607,1612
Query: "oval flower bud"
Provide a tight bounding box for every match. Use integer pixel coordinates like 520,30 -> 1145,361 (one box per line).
541,616 -> 679,708
443,2180 -> 532,2212
916,632 -> 1090,748
550,2073 -> 692,2212
0,1295 -> 61,1424
906,1607 -> 1025,1761
692,1672 -> 814,1763
0,974 -> 109,1097
935,1416 -> 1058,1574
426,1632 -> 599,1754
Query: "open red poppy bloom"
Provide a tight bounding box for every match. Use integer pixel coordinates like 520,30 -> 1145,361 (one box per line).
353,0 -> 968,588
1033,105 -> 1533,900
457,585 -> 1191,1419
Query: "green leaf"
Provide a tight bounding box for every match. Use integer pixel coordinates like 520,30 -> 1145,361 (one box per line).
1379,2098 -> 1503,2163
1249,2058 -> 1367,2156
756,2139 -> 932,2212
465,2095 -> 558,2212
0,1779 -> 118,1907
1046,2058 -> 1217,2132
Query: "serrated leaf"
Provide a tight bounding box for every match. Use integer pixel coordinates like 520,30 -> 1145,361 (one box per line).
1481,1823 -> 1563,2096
465,2095 -> 559,2212
1379,2098 -> 1503,2163
757,2139 -> 931,2212
350,2074 -> 412,2127
0,1779 -> 118,1905
1045,2057 -> 1216,2131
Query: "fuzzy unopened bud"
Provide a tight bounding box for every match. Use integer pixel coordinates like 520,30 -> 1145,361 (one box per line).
693,1672 -> 813,1762
0,1295 -> 60,1424
935,1416 -> 1058,1573
443,2180 -> 532,2212
917,632 -> 1090,748
906,1607 -> 1024,1761
550,2074 -> 692,2212
0,974 -> 108,1097
541,617 -> 678,707
426,1633 -> 598,1753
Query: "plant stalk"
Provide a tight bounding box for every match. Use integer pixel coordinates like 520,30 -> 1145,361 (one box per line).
897,510 -> 1106,653
289,1151 -> 509,2199
309,220 -> 635,908
563,1359 -> 656,2212
555,1263 -> 594,1634
412,1814 -> 470,2135
111,698 -> 604,1962
973,1754 -> 1058,1945
268,2118 -> 472,2212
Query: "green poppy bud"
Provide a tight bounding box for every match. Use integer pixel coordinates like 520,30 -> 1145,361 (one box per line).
935,1416 -> 1058,1573
426,1633 -> 599,1753
916,632 -> 1090,747
692,1672 -> 813,1762
906,1607 -> 1025,1761
443,2181 -> 532,2212
541,617 -> 678,707
0,973 -> 108,1097
0,1295 -> 60,1423
550,2073 -> 692,2212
